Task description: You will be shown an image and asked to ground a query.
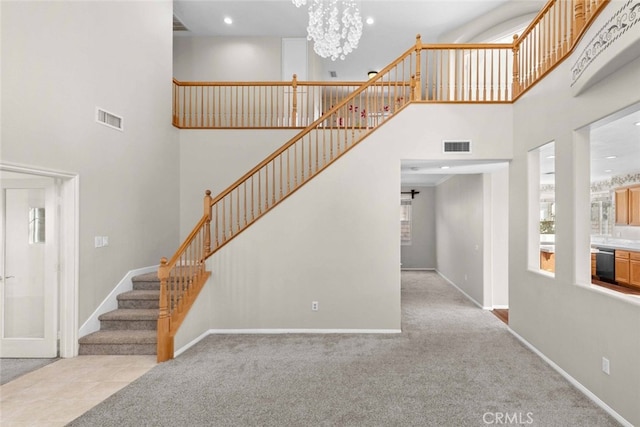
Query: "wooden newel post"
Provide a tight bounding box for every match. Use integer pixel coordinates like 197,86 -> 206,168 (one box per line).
157,257 -> 172,362
512,34 -> 521,98
204,190 -> 212,256
291,74 -> 298,127
414,35 -> 423,101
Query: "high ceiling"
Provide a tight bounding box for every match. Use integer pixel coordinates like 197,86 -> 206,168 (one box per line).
173,1 -> 640,187
173,0 -> 544,81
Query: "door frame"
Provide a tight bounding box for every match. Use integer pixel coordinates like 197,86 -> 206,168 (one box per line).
1,163 -> 79,358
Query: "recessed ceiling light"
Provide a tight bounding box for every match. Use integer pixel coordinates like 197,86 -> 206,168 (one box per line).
440,166 -> 450,170
605,155 -> 617,159
224,17 -> 233,25
366,17 -> 374,25
546,155 -> 555,159
635,121 -> 640,126
605,169 -> 613,173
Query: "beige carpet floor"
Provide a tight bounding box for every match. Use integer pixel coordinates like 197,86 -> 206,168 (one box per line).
67,271 -> 620,426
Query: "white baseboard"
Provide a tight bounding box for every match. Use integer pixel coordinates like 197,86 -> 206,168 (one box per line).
436,270 -> 490,310
401,268 -> 436,271
508,329 -> 632,427
492,304 -> 509,309
174,328 -> 402,358
78,265 -> 158,338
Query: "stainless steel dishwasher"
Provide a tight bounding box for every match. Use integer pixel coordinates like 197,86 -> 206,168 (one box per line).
595,247 -> 615,282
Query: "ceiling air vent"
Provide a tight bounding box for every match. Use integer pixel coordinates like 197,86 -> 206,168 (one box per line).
443,140 -> 471,153
96,107 -> 123,131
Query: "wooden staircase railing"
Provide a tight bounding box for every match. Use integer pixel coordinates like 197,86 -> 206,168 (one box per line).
157,0 -> 611,362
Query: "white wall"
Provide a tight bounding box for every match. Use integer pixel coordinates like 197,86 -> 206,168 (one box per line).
1,1 -> 179,325
436,175 -> 485,304
173,36 -> 283,81
401,186 -> 436,269
179,130 -> 300,237
509,2 -> 640,424
489,167 -> 510,308
175,102 -> 513,346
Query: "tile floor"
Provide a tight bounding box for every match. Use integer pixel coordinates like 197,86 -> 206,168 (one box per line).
0,355 -> 156,427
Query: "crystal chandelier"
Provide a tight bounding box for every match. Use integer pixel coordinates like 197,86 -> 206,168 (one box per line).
292,0 -> 363,61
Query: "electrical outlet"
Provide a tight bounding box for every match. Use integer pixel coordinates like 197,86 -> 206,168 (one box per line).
311,301 -> 319,311
94,236 -> 103,248
102,236 -> 109,246
602,357 -> 610,375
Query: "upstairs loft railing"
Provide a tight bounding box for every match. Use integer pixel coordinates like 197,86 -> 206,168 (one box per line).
158,0 -> 610,362
172,0 -> 608,130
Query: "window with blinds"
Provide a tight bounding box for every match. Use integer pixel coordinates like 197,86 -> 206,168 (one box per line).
401,195 -> 412,245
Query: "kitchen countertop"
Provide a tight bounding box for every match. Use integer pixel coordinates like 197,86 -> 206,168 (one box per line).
591,238 -> 640,252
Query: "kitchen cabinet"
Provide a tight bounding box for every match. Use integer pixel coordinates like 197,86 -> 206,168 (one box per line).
630,252 -> 640,289
540,251 -> 555,273
615,188 -> 629,225
630,186 -> 640,226
615,185 -> 640,226
615,250 -> 630,284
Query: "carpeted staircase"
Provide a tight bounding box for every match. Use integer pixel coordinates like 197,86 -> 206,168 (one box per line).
78,272 -> 160,355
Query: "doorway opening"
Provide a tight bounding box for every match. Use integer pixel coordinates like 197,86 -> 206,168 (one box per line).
0,165 -> 78,358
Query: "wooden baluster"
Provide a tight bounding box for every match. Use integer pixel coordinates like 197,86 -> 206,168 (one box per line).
291,74 -> 298,127
236,188 -> 240,233
286,149 -> 291,194
258,170 -> 262,214
214,202 -> 219,247
222,197 -> 226,241
157,257 -> 172,362
279,155 -> 283,199
251,175 -> 255,219
244,182 -> 248,226
204,190 -> 212,255
414,35 -> 422,101
229,192 -> 233,236
265,166 -> 269,209
512,34 -> 521,98
272,161 -> 276,205
573,0 -> 584,43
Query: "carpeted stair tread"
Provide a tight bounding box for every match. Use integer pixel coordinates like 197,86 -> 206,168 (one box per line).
132,272 -> 161,291
132,272 -> 160,282
99,308 -> 158,321
117,290 -> 160,300
79,330 -> 156,345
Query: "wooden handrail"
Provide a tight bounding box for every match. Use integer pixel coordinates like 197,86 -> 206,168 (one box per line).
159,0 -> 613,362
206,43 -> 417,211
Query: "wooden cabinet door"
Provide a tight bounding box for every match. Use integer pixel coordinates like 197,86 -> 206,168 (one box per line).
615,252 -> 630,284
629,186 -> 640,226
630,252 -> 640,289
615,188 -> 629,225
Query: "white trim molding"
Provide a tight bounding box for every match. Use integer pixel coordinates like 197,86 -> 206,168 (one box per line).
509,329 -> 633,427
79,265 -> 158,338
174,328 -> 402,358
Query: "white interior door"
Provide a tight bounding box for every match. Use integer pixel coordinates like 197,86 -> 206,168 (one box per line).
1,177 -> 57,357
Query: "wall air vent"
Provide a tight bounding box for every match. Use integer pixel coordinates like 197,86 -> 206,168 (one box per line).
329,71 -> 337,78
96,107 -> 123,131
443,140 -> 471,153
173,15 -> 189,32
